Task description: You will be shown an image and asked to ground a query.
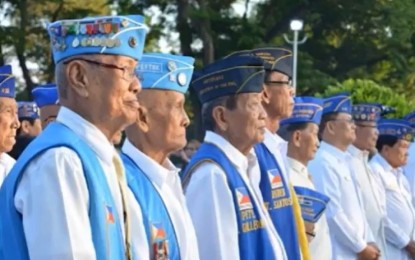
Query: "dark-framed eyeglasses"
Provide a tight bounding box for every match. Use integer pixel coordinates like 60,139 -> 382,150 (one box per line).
63,58 -> 136,82
264,79 -> 293,87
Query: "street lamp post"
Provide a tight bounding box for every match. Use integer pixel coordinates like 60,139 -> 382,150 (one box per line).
284,19 -> 307,94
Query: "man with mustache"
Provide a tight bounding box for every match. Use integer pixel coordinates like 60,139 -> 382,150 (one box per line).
278,96 -> 332,260
0,15 -> 149,259
370,119 -> 415,260
308,93 -> 380,260
348,103 -> 387,258
31,83 -> 60,129
0,65 -> 20,188
182,55 -> 287,259
122,53 -> 199,259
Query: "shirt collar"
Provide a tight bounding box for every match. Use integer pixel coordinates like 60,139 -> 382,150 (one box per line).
57,106 -> 114,164
347,145 -> 369,159
264,128 -> 287,149
319,141 -> 348,160
122,139 -> 179,188
204,131 -> 249,172
371,153 -> 394,172
287,157 -> 307,175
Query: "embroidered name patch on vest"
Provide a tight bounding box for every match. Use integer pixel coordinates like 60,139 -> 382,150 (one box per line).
235,187 -> 266,233
151,223 -> 169,260
266,169 -> 292,210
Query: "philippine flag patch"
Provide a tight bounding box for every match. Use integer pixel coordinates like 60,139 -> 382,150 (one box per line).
267,169 -> 283,189
236,187 -> 253,211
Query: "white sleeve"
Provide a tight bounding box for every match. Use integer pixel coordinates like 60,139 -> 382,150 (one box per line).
185,163 -> 240,260
14,147 -> 96,260
309,160 -> 367,253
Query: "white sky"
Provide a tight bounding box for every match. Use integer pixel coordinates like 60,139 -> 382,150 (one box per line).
1,0 -> 261,86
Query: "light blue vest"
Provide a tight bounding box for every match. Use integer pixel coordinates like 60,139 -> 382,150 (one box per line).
0,122 -> 126,260
182,143 -> 276,260
254,142 -> 301,260
121,153 -> 180,260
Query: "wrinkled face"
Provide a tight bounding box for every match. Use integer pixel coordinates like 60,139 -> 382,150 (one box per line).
327,112 -> 356,145
383,139 -> 410,168
0,98 -> 20,153
293,123 -> 320,162
262,71 -> 295,119
225,93 -> 267,147
70,55 -> 141,128
39,105 -> 60,129
355,120 -> 379,151
143,90 -> 190,153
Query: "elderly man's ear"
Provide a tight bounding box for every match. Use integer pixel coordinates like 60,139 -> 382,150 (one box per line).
66,61 -> 89,98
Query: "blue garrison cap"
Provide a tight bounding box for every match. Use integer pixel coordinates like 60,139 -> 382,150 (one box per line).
136,53 -> 195,94
0,65 -> 16,98
227,47 -> 293,77
323,93 -> 352,115
378,119 -> 414,142
294,186 -> 330,223
48,15 -> 148,64
192,55 -> 265,104
31,84 -> 59,108
352,103 -> 382,122
404,111 -> 415,125
18,101 -> 40,119
280,96 -> 323,126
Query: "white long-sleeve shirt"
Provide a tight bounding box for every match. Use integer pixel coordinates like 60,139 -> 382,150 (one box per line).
403,142 -> 415,207
185,131 -> 287,260
13,107 -> 148,260
308,141 -> 374,259
122,139 -> 199,260
347,145 -> 387,259
370,154 -> 415,260
288,157 -> 332,260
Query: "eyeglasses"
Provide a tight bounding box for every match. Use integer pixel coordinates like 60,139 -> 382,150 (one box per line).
63,58 -> 136,82
264,79 -> 293,87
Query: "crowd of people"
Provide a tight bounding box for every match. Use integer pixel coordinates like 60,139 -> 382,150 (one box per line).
0,13 -> 414,260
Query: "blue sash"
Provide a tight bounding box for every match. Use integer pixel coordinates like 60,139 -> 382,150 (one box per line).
182,143 -> 276,260
121,153 -> 180,260
255,142 -> 301,260
0,122 -> 126,260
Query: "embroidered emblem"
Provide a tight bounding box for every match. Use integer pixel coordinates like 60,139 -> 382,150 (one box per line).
105,205 -> 115,224
267,169 -> 283,189
236,187 -> 253,211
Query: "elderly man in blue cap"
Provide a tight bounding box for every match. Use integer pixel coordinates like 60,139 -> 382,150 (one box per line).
181,55 -> 287,260
121,53 -> 199,259
0,65 -> 20,188
278,96 -> 332,260
308,93 -> 380,260
228,47 -> 308,259
31,83 -> 59,128
0,15 -> 149,259
402,111 -> 415,206
370,119 -> 415,260
348,103 -> 388,258
8,101 -> 42,159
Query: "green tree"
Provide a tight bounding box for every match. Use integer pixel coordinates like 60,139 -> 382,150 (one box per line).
319,79 -> 415,118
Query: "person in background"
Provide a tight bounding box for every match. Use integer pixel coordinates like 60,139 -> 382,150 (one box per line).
348,103 -> 388,258
182,55 -> 287,260
0,65 -> 20,188
278,96 -> 332,260
403,111 -> 415,207
8,102 -> 42,159
370,119 -> 415,260
31,83 -> 60,128
0,14 -> 149,259
308,93 -> 380,260
171,139 -> 200,170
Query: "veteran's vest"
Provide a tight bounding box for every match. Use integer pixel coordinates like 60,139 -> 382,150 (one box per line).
255,142 -> 301,260
121,153 -> 180,260
182,143 -> 276,260
0,122 -> 126,260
